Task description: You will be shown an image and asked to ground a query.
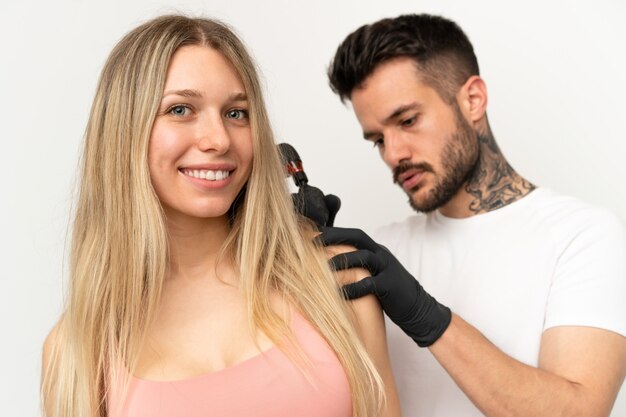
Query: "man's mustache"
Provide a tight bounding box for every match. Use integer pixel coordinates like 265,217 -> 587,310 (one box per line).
393,162 -> 435,185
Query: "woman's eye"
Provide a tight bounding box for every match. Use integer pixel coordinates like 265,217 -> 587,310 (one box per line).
168,105 -> 190,116
226,109 -> 248,120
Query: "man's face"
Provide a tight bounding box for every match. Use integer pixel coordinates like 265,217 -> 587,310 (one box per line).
351,57 -> 479,213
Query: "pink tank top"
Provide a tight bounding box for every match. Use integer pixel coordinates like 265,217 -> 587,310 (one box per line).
107,312 -> 352,417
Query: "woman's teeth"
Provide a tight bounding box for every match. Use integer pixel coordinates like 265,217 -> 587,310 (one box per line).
182,169 -> 230,181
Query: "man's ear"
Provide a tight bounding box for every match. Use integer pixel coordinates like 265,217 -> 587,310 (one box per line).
457,75 -> 488,125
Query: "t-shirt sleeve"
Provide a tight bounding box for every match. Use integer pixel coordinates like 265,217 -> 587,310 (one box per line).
544,208 -> 626,336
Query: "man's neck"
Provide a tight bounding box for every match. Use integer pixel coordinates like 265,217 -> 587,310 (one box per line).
439,128 -> 535,219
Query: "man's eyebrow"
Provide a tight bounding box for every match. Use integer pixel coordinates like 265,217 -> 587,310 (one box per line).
363,130 -> 379,141
384,103 -> 420,124
363,102 -> 421,140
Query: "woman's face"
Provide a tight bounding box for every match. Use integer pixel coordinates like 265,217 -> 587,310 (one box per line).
148,45 -> 253,221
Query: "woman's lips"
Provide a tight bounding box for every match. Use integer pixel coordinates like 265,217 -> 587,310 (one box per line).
178,167 -> 235,189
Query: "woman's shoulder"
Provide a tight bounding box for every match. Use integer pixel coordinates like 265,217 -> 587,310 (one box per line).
42,320 -> 61,368
42,320 -> 63,416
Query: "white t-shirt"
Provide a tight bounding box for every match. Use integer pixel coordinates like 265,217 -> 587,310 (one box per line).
373,188 -> 626,417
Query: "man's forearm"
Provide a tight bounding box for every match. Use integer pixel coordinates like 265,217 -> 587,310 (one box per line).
429,314 -> 617,417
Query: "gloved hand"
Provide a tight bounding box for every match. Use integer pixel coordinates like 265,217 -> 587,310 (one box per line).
319,226 -> 452,347
292,184 -> 341,227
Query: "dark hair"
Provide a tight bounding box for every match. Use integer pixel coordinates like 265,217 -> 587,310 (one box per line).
328,14 -> 479,104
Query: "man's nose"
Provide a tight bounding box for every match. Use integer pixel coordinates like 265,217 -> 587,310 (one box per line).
382,133 -> 412,167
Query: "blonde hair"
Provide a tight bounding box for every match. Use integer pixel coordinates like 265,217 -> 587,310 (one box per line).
42,15 -> 383,417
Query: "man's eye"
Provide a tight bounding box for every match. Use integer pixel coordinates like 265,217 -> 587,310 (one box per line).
401,116 -> 416,127
168,105 -> 191,116
226,109 -> 248,120
373,138 -> 384,149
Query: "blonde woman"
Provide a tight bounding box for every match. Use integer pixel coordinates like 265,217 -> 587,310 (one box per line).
41,15 -> 400,417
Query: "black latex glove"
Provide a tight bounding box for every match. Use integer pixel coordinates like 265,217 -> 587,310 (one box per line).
292,184 -> 341,227
319,226 -> 452,348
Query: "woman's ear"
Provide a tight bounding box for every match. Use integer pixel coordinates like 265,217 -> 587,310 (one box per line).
457,75 -> 488,125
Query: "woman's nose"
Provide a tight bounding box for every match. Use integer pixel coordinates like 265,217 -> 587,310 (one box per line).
196,114 -> 230,154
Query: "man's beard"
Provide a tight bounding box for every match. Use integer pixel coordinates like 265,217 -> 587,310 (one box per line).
393,104 -> 480,213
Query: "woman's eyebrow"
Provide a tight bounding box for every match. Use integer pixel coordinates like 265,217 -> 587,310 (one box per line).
162,88 -> 203,98
161,90 -> 248,102
228,92 -> 247,102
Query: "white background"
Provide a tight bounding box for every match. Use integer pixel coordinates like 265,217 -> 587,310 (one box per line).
1,1 -> 625,416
